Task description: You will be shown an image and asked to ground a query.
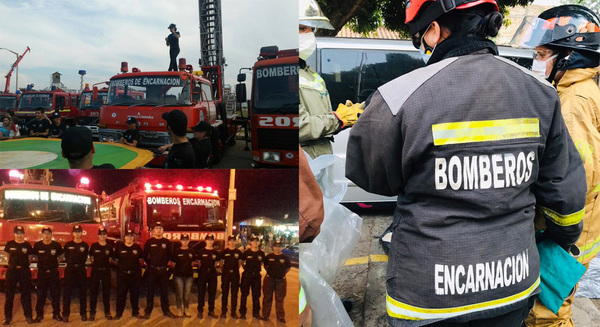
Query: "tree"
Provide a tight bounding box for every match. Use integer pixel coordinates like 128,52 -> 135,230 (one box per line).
560,0 -> 600,14
319,0 -> 536,37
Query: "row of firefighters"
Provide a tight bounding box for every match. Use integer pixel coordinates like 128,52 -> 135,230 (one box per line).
2,223 -> 292,325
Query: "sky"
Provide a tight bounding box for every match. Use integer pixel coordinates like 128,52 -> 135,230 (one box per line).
0,169 -> 299,223
0,0 -> 297,93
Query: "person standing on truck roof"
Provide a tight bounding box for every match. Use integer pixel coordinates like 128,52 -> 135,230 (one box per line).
88,227 -> 114,321
239,235 -> 265,320
260,241 -> 291,323
298,0 -> 363,159
33,227 -> 64,323
220,235 -> 243,319
3,226 -> 34,325
196,234 -> 220,318
166,23 -> 180,72
61,225 -> 89,322
346,0 -> 588,326
61,126 -> 116,169
28,107 -> 50,138
49,112 -> 66,138
118,117 -> 140,147
160,110 -> 195,169
157,120 -> 212,168
171,234 -> 195,318
113,230 -> 144,320
511,5 -> 600,326
143,222 -> 176,319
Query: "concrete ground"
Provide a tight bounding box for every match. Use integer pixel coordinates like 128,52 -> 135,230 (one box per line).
0,268 -> 298,327
332,212 -> 600,327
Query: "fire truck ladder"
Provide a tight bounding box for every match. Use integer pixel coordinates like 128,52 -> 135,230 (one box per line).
199,0 -> 223,69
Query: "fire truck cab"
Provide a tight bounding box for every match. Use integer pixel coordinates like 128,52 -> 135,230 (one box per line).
98,60 -> 221,152
99,178 -> 227,250
16,87 -> 80,123
0,170 -> 102,281
0,92 -> 20,115
237,46 -> 299,167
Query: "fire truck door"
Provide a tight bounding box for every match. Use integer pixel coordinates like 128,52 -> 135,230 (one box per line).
130,198 -> 144,235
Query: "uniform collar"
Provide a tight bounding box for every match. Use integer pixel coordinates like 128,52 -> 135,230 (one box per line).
556,68 -> 600,94
427,37 -> 498,66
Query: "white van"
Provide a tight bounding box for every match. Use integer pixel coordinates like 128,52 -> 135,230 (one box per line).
307,37 -> 534,205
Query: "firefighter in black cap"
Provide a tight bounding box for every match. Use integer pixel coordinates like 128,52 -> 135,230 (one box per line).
220,235 -> 242,319
171,234 -> 195,317
89,227 -> 114,321
3,226 -> 34,325
113,230 -> 144,319
143,221 -> 176,318
62,225 -> 89,322
261,241 -> 291,323
33,227 -> 63,323
196,234 -> 220,318
239,235 -> 265,319
118,117 -> 140,147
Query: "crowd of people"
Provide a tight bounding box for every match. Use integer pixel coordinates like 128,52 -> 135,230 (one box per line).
3,224 -> 291,325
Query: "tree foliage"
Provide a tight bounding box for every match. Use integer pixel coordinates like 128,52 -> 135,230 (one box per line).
560,0 -> 600,14
318,0 -> 536,37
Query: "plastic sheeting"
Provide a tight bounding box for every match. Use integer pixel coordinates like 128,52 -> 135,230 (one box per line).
576,256 -> 600,298
300,152 -> 363,327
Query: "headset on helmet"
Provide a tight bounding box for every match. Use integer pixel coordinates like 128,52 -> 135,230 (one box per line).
510,5 -> 600,54
406,0 -> 499,36
299,0 -> 334,30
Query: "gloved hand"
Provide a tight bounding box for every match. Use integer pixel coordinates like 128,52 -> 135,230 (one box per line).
332,100 -> 365,128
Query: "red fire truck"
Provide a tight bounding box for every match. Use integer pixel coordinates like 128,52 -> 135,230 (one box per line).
16,87 -> 80,123
0,170 -> 102,281
237,46 -> 299,167
77,83 -> 108,126
97,60 -> 224,162
0,93 -> 19,115
99,178 -> 227,250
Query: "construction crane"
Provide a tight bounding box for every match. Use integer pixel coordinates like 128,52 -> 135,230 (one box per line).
3,46 -> 30,94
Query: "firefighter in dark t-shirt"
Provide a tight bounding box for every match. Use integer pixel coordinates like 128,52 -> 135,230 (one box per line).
220,235 -> 243,318
239,235 -> 265,319
196,234 -> 220,318
3,226 -> 34,325
261,241 -> 291,323
49,113 -> 66,138
113,230 -> 144,319
62,225 -> 89,322
159,110 -> 195,169
143,222 -> 176,318
89,227 -> 114,321
118,117 -> 140,147
28,108 -> 50,137
33,227 -> 64,323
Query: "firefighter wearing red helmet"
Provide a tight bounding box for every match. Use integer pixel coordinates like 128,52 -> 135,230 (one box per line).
511,5 -> 600,326
346,0 -> 587,326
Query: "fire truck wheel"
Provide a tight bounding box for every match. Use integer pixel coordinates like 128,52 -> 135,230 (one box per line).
0,280 -> 4,293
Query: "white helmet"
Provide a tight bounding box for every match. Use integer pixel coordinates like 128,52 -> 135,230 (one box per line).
299,0 -> 334,30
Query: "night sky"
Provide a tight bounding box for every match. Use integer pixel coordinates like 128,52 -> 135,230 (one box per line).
0,169 -> 298,223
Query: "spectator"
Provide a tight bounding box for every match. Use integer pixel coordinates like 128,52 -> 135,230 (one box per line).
158,110 -> 195,169
49,113 -> 66,138
118,117 -> 140,147
61,126 -> 115,169
29,107 -> 50,137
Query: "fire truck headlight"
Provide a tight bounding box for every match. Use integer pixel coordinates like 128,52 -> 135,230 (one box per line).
262,151 -> 281,163
0,251 -> 8,266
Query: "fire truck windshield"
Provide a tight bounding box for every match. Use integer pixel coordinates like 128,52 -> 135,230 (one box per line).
253,64 -> 299,114
106,76 -> 191,106
0,189 -> 97,223
146,195 -> 222,231
0,96 -> 17,110
18,93 -> 52,110
80,91 -> 107,110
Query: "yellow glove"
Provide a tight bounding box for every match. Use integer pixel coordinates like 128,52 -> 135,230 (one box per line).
333,100 -> 365,128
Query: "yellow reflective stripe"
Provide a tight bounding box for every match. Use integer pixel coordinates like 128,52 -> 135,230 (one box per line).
299,285 -> 307,314
387,277 -> 540,320
431,118 -> 540,146
299,74 -> 325,92
578,234 -> 600,263
593,183 -> 600,193
540,206 -> 585,227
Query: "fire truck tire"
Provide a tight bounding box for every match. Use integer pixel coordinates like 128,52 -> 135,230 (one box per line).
211,127 -> 223,165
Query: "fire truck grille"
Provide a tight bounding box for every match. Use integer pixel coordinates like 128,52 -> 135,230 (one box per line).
257,129 -> 298,151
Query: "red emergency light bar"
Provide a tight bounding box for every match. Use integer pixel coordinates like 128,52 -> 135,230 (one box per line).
143,183 -> 218,195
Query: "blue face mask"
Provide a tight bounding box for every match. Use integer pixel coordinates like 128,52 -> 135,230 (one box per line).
419,24 -> 435,64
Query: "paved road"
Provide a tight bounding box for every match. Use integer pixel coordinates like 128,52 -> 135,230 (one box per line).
0,268 -> 298,327
332,211 -> 600,327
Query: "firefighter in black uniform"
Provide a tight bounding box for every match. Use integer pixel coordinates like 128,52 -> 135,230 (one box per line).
220,235 -> 242,319
197,234 -> 220,318
89,227 -> 114,321
33,227 -> 63,323
113,230 -> 144,319
62,225 -> 89,322
143,222 -> 176,319
3,226 -> 34,325
239,235 -> 265,319
261,241 -> 291,323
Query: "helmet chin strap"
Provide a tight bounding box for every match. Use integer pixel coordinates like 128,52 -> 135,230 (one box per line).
547,51 -> 568,84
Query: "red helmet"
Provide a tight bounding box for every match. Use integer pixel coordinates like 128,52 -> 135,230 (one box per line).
406,0 -> 499,36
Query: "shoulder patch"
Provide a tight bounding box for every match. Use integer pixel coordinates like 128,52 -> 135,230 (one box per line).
378,57 -> 458,116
